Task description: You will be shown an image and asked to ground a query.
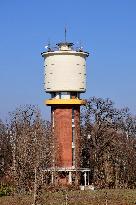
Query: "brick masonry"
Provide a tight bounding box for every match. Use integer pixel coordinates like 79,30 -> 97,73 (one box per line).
51,105 -> 80,168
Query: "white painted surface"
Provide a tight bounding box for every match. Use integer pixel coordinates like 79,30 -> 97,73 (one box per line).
43,50 -> 88,92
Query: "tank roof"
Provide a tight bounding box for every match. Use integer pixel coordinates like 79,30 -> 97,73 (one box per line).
56,42 -> 74,47
41,41 -> 89,56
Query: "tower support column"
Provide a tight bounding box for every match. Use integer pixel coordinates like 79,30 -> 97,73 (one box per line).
51,172 -> 54,184
46,98 -> 83,186
68,171 -> 72,184
50,103 -> 81,169
84,171 -> 87,186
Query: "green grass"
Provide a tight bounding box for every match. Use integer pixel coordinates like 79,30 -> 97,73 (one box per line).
0,189 -> 136,205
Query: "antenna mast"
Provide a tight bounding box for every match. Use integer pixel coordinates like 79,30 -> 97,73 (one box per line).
64,27 -> 67,42
47,39 -> 51,51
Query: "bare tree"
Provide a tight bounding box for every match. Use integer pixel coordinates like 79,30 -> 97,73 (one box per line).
81,97 -> 136,188
7,105 -> 52,201
0,119 -> 12,184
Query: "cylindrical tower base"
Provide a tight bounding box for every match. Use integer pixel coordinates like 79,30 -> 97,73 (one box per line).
51,105 -> 80,169
44,96 -> 88,186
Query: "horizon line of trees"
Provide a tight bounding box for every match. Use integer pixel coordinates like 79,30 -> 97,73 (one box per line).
0,96 -> 136,194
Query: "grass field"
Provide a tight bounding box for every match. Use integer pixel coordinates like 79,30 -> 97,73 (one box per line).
0,189 -> 136,205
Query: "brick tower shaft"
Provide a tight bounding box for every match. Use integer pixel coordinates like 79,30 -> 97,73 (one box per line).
51,105 -> 80,168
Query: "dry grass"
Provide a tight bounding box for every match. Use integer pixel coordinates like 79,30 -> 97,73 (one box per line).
0,189 -> 136,205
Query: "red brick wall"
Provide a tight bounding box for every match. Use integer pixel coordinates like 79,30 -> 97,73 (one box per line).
51,105 -> 80,169
53,106 -> 72,168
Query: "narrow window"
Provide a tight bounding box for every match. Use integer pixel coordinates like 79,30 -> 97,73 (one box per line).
72,107 -> 74,119
72,148 -> 75,166
72,127 -> 74,143
52,109 -> 54,128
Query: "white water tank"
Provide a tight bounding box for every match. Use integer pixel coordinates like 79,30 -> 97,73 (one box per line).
42,42 -> 89,93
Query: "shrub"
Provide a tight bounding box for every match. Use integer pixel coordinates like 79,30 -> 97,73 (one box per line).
0,185 -> 12,197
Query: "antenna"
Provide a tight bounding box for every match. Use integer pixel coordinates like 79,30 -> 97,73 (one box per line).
79,40 -> 83,51
48,39 -> 50,48
64,27 -> 67,42
79,40 -> 81,48
47,39 -> 51,51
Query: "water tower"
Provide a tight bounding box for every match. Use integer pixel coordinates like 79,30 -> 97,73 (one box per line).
41,40 -> 90,186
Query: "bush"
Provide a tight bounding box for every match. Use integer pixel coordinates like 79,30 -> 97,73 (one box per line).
0,185 -> 12,197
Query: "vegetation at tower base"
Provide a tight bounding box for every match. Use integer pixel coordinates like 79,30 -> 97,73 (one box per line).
0,98 -> 136,202
0,189 -> 136,204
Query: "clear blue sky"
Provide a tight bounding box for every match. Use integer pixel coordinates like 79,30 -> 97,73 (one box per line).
0,0 -> 136,120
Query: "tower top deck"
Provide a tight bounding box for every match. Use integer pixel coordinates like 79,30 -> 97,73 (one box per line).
41,41 -> 89,57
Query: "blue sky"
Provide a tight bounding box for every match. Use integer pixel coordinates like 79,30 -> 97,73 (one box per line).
0,0 -> 136,120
